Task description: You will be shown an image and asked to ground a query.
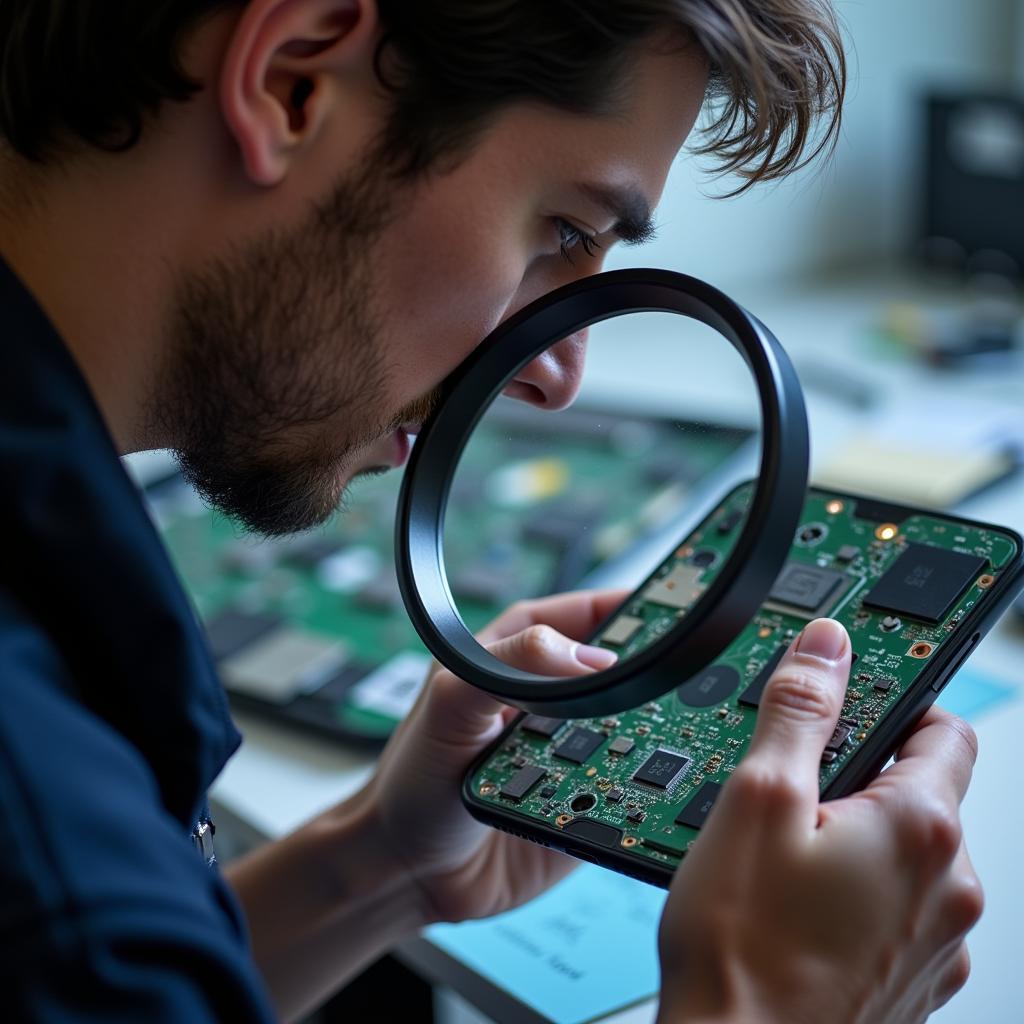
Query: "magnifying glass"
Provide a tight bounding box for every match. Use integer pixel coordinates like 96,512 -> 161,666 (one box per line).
395,268 -> 808,717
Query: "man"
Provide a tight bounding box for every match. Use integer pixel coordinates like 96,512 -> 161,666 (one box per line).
0,2 -> 981,1021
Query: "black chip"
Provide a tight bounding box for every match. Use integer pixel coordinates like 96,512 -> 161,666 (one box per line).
627,809 -> 646,823
872,677 -> 894,693
606,787 -> 624,803
203,608 -> 283,662
690,549 -> 718,569
520,714 -> 565,738
677,664 -> 741,708
738,646 -> 787,708
633,749 -> 690,788
716,508 -> 744,534
552,727 -> 605,764
511,755 -> 527,768
861,543 -> 987,624
836,544 -> 859,563
826,721 -> 853,751
500,764 -> 547,801
539,784 -> 557,799
675,780 -> 722,830
768,562 -> 846,613
609,736 -> 635,755
821,750 -> 837,764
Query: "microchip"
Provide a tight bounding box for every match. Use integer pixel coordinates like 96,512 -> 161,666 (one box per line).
552,727 -> 605,764
675,781 -> 722,830
511,755 -> 527,768
539,785 -> 557,799
609,736 -> 636,755
767,562 -> 847,614
821,750 -> 838,764
716,508 -> 744,534
520,714 -> 565,738
633,749 -> 690,788
825,721 -> 853,751
221,628 -> 348,705
500,765 -> 547,802
627,809 -> 646,823
606,787 -> 624,803
872,676 -> 894,693
601,615 -> 645,647
203,608 -> 283,662
690,549 -> 718,569
836,544 -> 859,563
737,646 -> 787,708
677,664 -> 741,708
644,564 -> 705,611
861,543 -> 987,623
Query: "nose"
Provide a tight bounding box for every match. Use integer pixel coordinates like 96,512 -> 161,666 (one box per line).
502,328 -> 588,410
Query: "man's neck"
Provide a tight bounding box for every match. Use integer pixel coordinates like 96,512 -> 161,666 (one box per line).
0,153 -> 185,455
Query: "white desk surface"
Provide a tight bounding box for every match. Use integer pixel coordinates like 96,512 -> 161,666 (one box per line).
210,271 -> 1024,1023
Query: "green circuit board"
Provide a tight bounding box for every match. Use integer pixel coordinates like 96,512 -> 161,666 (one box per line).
468,484 -> 1019,872
151,401 -> 748,743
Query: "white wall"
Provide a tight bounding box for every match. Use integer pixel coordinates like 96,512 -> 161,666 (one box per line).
606,0 -> 1018,290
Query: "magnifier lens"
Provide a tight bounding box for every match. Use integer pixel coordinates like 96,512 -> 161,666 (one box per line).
442,311 -> 763,680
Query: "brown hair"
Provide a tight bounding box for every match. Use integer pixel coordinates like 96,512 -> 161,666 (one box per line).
0,1 -> 845,193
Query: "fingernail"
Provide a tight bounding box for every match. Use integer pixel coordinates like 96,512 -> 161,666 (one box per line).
575,643 -> 618,670
795,618 -> 847,662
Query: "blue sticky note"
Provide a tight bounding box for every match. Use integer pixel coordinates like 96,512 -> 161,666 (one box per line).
426,865 -> 665,1024
937,666 -> 1016,721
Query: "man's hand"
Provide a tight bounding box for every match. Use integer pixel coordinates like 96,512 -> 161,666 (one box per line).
361,589 -> 626,925
657,618 -> 982,1024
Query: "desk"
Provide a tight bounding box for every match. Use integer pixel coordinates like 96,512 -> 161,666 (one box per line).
209,272 -> 1024,1023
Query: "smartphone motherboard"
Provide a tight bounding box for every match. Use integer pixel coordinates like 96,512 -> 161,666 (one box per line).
465,484 -> 1020,882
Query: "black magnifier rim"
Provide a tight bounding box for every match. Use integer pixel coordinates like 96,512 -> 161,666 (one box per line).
395,267 -> 808,717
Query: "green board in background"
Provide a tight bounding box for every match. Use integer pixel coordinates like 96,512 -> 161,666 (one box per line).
150,400 -> 751,745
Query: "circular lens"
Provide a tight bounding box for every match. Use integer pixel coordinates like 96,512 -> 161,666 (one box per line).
396,270 -> 808,716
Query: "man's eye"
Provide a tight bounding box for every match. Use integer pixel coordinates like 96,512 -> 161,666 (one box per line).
555,218 -> 601,265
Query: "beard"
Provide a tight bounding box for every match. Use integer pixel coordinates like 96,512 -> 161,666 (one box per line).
147,160 -> 439,536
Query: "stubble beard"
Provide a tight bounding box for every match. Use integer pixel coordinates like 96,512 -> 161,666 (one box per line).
148,162 -> 425,536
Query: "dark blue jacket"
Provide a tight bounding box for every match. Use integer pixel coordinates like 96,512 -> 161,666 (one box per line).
0,260 -> 277,1020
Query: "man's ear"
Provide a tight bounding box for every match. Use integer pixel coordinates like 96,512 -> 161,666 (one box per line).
219,0 -> 379,186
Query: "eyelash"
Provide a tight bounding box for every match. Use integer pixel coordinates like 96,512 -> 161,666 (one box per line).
556,218 -> 602,265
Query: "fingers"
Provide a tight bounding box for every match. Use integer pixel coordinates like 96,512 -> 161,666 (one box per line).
735,618 -> 851,831
421,619 -> 619,742
931,942 -> 972,1010
484,622 -> 618,676
881,705 -> 978,807
475,589 -> 630,647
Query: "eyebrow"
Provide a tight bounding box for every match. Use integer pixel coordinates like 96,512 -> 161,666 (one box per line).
576,183 -> 657,245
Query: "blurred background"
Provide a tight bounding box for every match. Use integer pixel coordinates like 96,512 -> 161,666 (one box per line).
135,3 -> 1024,1022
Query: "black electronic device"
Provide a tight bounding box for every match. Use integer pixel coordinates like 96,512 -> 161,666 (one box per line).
462,484 -> 1024,888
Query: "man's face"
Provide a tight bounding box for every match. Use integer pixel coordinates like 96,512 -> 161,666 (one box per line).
156,39 -> 707,535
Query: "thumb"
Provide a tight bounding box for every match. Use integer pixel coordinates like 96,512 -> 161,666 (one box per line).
741,618 -> 851,823
419,626 -> 617,747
